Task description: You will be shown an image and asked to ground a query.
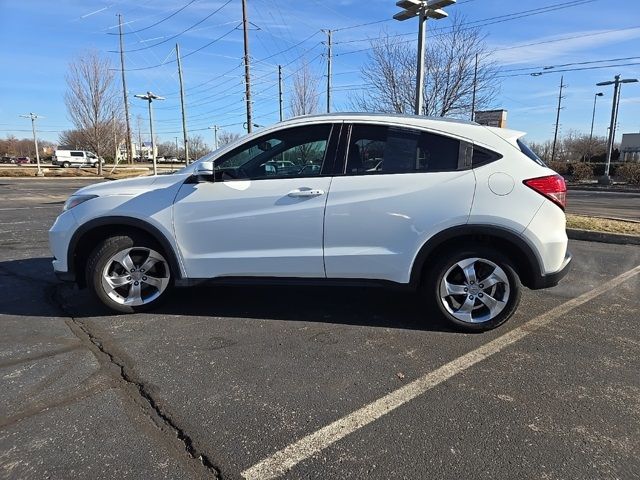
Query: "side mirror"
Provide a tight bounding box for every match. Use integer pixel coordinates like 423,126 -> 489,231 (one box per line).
193,161 -> 214,177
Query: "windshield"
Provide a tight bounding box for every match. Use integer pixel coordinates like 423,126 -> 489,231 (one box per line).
517,138 -> 546,166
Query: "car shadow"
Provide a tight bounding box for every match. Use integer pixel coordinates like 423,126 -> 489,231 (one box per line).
0,257 -> 455,333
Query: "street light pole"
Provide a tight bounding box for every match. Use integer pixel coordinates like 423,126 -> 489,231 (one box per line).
20,113 -> 43,177
134,92 -> 165,176
597,75 -> 638,183
588,92 -> 604,162
393,0 -> 456,116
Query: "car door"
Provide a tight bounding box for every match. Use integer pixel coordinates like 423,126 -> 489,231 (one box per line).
323,122 -> 476,284
173,123 -> 340,279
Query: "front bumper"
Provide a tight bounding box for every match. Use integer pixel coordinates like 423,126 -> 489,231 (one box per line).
529,251 -> 572,290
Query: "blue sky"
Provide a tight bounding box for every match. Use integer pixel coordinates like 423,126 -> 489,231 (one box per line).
1,0 -> 639,146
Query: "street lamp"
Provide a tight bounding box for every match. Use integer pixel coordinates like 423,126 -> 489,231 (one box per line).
587,92 -> 604,162
393,0 -> 456,116
19,113 -> 44,177
596,75 -> 638,184
134,91 -> 165,176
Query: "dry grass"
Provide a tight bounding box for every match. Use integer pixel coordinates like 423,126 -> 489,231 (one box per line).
567,214 -> 640,236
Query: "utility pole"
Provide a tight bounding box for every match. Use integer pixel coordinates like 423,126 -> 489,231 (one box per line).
551,75 -> 565,163
134,92 -> 165,176
20,113 -> 43,177
113,112 -> 118,167
278,64 -> 284,122
136,115 -> 143,161
393,0 -> 455,116
176,43 -> 190,165
597,75 -> 638,183
241,0 -> 253,134
324,29 -> 332,113
208,125 -> 219,150
588,92 -> 604,162
471,53 -> 478,121
175,136 -> 179,158
117,14 -> 133,165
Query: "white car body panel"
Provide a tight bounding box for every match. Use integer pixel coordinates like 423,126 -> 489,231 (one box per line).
173,177 -> 332,278
324,170 -> 476,283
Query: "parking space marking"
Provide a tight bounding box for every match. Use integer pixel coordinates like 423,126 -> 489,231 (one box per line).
242,264 -> 640,480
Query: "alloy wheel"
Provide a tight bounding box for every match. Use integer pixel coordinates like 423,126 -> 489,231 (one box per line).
439,257 -> 510,324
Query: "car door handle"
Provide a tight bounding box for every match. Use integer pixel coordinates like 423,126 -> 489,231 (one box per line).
287,188 -> 325,198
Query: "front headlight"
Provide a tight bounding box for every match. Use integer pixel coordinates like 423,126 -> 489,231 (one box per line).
63,194 -> 98,211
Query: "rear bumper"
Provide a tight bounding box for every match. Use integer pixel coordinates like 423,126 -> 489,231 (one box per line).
529,251 -> 572,290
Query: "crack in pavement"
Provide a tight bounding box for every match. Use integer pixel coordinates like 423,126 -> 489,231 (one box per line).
46,282 -> 223,480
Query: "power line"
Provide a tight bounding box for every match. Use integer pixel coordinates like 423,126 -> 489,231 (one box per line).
107,0 -> 199,36
334,0 -> 599,49
111,0 -> 233,53
497,61 -> 640,78
498,55 -> 640,74
114,26 -> 239,71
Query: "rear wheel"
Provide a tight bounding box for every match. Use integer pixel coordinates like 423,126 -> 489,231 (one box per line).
425,247 -> 521,332
86,234 -> 172,313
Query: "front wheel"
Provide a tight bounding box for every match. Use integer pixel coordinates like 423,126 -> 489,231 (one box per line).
86,234 -> 172,313
425,248 -> 521,332
61,161 -> 70,168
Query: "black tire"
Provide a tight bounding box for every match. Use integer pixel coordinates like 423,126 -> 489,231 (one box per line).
62,161 -> 70,168
423,246 -> 522,332
86,233 -> 172,313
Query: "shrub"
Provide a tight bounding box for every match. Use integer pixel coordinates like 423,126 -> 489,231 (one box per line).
571,162 -> 594,181
617,162 -> 640,185
547,161 -> 568,175
592,162 -> 619,177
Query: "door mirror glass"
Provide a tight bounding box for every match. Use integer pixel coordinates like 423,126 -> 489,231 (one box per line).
194,161 -> 214,176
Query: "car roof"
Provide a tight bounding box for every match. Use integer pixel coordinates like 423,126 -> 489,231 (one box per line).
272,112 -> 525,150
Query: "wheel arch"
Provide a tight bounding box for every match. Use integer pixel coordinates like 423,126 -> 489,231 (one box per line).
68,216 -> 183,288
410,225 -> 543,290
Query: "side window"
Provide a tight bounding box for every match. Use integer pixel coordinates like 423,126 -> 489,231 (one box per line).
472,147 -> 502,166
70,151 -> 83,157
346,124 -> 460,175
215,124 -> 332,180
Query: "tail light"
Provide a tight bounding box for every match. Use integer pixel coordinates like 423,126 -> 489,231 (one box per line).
523,174 -> 567,210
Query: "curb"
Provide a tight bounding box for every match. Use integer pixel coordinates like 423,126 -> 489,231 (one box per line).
567,228 -> 640,246
568,186 -> 640,194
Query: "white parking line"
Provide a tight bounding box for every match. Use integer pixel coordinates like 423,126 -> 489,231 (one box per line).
242,264 -> 640,480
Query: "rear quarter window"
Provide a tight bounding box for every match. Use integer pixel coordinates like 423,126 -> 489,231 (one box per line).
517,139 -> 546,166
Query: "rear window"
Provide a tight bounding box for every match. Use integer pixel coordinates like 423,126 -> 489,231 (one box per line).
517,139 -> 546,166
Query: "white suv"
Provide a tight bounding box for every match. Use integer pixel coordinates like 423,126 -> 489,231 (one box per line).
49,114 -> 571,331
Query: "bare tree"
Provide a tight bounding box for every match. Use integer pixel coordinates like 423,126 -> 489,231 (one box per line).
352,15 -> 498,118
289,60 -> 321,117
188,134 -> 209,160
58,129 -> 88,150
64,50 -> 122,173
218,131 -> 241,147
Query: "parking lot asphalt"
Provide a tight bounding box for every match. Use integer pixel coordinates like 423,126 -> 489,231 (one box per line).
1,178 -> 639,480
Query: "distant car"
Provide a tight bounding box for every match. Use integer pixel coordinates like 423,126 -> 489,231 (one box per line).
15,157 -> 31,164
0,156 -> 16,164
52,150 -> 103,168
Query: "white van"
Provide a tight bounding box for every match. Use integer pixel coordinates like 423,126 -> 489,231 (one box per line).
53,150 -> 103,168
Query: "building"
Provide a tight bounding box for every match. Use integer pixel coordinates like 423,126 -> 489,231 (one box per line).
474,109 -> 508,128
620,133 -> 640,162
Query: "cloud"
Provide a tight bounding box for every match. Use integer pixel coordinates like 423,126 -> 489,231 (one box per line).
490,27 -> 640,66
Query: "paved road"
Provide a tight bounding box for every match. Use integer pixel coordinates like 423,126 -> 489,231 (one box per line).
1,179 -> 640,479
567,189 -> 640,222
